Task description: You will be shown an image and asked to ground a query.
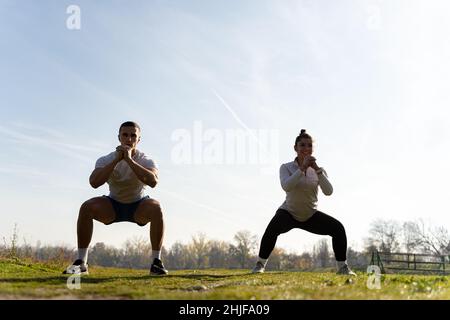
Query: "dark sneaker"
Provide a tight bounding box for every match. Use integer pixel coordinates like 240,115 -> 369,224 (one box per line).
63,259 -> 89,275
336,264 -> 356,276
150,258 -> 169,275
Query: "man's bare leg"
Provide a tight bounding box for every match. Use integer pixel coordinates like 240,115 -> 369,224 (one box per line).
134,199 -> 164,250
77,197 -> 115,255
64,197 -> 115,274
134,199 -> 168,274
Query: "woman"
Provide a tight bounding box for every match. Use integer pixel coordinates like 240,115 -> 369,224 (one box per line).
252,129 -> 356,275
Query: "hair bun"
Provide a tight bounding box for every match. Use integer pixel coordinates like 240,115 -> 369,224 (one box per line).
300,129 -> 306,135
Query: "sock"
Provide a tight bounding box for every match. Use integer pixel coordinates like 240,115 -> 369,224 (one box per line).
152,250 -> 161,261
258,257 -> 268,267
77,248 -> 88,264
336,260 -> 347,269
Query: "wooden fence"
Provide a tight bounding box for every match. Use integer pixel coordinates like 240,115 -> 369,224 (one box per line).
370,251 -> 449,274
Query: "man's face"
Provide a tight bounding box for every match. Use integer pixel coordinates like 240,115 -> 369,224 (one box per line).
118,126 -> 140,150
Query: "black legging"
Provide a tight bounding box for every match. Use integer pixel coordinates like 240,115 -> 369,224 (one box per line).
259,209 -> 347,261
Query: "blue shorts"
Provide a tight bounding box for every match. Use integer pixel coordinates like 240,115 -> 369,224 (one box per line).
103,195 -> 150,227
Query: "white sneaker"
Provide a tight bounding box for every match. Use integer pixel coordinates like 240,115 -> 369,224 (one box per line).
252,261 -> 265,273
62,259 -> 89,275
336,264 -> 356,276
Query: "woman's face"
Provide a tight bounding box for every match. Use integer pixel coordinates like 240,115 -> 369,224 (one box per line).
295,138 -> 313,158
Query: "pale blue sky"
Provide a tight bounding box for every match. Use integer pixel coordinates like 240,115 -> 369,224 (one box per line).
1,0 -> 449,254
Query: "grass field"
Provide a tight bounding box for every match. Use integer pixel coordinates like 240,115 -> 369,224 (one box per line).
1,258 -> 449,300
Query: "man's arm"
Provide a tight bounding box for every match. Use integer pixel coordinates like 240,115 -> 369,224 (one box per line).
127,160 -> 158,188
89,151 -> 123,188
121,146 -> 158,188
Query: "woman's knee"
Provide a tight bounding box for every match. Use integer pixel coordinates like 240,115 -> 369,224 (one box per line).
265,211 -> 293,236
263,223 -> 286,239
332,220 -> 346,237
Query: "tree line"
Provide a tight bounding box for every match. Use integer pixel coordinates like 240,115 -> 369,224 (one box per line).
1,219 -> 449,271
364,218 -> 450,255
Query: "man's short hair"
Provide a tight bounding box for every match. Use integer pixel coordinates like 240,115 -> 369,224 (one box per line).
119,121 -> 141,133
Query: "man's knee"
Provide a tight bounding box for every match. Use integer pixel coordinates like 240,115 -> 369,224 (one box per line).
79,198 -> 101,218
144,199 -> 163,220
79,200 -> 92,218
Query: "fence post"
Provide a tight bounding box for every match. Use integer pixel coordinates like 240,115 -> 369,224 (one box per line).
407,253 -> 410,269
377,251 -> 385,274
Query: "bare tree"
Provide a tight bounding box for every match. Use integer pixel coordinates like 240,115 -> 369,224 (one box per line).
298,252 -> 313,270
402,221 -> 423,252
365,219 -> 401,253
90,242 -> 121,267
230,230 -> 257,268
265,247 -> 285,270
122,236 -> 152,268
347,246 -> 369,270
208,240 -> 230,268
403,220 -> 450,255
313,238 -> 331,268
189,233 -> 210,268
166,241 -> 189,269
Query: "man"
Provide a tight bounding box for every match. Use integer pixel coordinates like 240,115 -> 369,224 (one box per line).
63,121 -> 168,275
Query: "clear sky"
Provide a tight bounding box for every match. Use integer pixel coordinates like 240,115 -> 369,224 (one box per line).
1,0 -> 449,254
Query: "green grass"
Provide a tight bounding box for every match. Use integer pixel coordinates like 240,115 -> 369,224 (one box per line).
1,258 -> 449,299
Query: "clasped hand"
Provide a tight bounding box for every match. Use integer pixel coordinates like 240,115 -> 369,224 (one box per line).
115,145 -> 133,162
300,155 -> 320,171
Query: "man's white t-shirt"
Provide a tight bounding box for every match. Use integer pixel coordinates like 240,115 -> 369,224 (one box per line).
95,149 -> 157,203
